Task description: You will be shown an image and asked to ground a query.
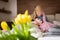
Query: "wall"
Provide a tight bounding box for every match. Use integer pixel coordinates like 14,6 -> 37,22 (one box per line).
0,0 -> 17,22
17,0 -> 60,15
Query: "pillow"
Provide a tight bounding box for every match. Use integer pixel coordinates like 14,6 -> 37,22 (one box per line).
46,15 -> 55,22
55,14 -> 60,21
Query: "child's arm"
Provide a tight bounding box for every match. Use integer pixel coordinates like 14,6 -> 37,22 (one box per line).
34,18 -> 42,26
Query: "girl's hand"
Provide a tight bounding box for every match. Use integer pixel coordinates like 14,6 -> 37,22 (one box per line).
35,18 -> 42,26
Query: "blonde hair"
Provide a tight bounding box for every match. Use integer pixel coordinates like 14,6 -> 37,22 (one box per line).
31,5 -> 42,20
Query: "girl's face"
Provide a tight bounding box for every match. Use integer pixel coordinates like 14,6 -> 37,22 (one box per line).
35,6 -> 42,16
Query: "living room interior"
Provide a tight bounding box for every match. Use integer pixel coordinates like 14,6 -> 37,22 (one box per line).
0,0 -> 60,40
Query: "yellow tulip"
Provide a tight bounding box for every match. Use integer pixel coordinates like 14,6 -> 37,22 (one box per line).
17,14 -> 22,21
21,15 -> 27,23
27,15 -> 31,22
16,14 -> 22,23
15,18 -> 20,25
1,21 -> 9,31
25,10 -> 28,15
15,10 -> 31,24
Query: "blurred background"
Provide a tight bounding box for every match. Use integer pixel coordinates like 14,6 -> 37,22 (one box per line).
0,0 -> 60,29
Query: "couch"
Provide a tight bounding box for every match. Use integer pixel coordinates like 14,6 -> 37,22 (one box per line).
46,14 -> 60,26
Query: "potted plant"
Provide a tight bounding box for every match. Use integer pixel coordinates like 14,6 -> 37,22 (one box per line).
0,10 -> 37,40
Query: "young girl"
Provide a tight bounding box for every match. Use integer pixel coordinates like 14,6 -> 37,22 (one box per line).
31,5 -> 55,32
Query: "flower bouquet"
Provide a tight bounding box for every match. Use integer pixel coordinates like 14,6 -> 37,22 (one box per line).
0,10 -> 37,40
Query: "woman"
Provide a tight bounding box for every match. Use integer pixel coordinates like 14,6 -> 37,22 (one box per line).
31,5 -> 55,32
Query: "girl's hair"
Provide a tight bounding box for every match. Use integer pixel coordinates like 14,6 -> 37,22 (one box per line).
31,5 -> 42,20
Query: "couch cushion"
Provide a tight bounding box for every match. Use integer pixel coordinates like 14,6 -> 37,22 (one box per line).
46,15 -> 55,22
55,14 -> 60,21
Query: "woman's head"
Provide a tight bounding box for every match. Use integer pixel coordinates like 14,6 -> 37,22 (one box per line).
35,5 -> 43,16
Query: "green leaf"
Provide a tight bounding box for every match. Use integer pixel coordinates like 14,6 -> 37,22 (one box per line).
12,24 -> 24,36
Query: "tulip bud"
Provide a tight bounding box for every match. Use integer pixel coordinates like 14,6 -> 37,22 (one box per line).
1,21 -> 9,31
